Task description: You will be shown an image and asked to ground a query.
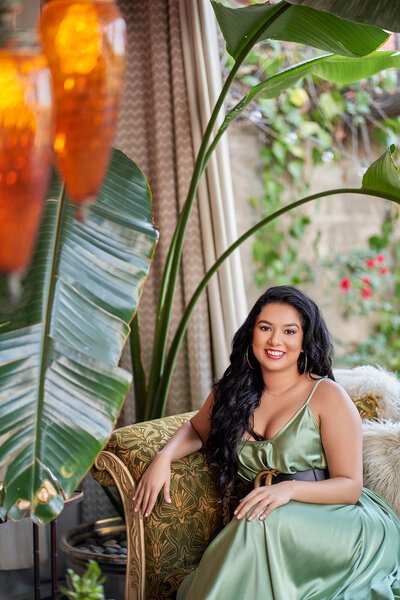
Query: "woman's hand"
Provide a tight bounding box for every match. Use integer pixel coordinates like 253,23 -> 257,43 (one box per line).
234,481 -> 294,521
133,452 -> 172,518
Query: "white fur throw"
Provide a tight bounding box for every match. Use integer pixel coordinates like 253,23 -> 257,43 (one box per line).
334,365 -> 400,420
362,419 -> 400,517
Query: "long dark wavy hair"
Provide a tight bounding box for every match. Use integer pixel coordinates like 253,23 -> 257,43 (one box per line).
205,285 -> 334,502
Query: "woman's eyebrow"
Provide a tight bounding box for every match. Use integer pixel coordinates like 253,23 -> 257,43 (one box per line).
257,320 -> 299,329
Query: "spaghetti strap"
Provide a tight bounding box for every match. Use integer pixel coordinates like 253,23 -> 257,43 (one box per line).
305,377 -> 326,405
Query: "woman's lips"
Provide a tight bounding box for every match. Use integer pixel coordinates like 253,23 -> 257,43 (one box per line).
264,349 -> 286,360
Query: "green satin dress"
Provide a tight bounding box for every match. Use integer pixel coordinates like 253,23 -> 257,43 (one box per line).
177,380 -> 400,600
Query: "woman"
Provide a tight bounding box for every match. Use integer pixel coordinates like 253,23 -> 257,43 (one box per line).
134,286 -> 400,600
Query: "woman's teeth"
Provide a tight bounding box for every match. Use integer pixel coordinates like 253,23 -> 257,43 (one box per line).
265,350 -> 285,358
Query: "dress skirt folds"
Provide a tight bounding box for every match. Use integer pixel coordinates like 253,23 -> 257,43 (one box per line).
177,380 -> 400,600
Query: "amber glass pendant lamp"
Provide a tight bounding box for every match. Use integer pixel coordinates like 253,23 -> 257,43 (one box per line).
38,0 -> 127,217
0,0 -> 126,284
0,1 -> 53,277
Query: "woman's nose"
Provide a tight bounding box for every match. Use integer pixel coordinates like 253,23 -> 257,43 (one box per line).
267,329 -> 281,346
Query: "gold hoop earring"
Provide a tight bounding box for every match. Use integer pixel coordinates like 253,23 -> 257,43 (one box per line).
246,346 -> 256,370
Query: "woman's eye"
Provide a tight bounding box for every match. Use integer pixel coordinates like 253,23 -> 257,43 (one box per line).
285,329 -> 296,335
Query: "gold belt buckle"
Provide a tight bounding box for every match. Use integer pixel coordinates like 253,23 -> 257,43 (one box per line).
254,469 -> 279,488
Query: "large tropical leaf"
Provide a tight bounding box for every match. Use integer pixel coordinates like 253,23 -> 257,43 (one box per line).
211,1 -> 388,60
362,145 -> 400,197
215,51 -> 400,139
0,149 -> 158,524
284,0 -> 400,33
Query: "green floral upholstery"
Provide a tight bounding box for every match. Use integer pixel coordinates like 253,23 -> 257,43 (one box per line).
92,412 -> 225,599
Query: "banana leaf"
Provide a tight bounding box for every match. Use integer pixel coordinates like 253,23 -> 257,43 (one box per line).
214,51 -> 400,140
0,149 -> 158,524
211,1 -> 389,61
362,145 -> 400,197
284,0 -> 400,33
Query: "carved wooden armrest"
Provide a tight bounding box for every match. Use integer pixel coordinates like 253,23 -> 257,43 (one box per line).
94,451 -> 146,600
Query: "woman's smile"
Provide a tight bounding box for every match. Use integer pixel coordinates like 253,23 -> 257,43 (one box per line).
264,349 -> 286,360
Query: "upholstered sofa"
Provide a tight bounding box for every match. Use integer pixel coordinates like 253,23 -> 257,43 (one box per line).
91,366 -> 400,600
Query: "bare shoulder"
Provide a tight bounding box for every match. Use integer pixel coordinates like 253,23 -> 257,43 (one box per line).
310,377 -> 360,420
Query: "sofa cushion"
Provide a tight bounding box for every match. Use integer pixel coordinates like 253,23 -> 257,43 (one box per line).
334,366 -> 400,420
362,419 -> 400,517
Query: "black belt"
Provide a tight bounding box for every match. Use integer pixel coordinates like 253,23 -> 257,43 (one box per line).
254,468 -> 329,488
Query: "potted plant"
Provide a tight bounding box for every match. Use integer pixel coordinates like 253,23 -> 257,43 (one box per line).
61,560 -> 107,600
60,522 -> 126,600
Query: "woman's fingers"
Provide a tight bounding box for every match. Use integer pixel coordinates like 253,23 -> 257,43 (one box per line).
235,495 -> 278,521
144,479 -> 171,516
140,488 -> 152,519
233,490 -> 259,514
134,479 -> 170,518
133,482 -> 145,514
133,455 -> 172,517
247,501 -> 268,521
163,479 -> 171,504
143,489 -> 160,518
243,497 -> 270,521
234,489 -> 266,519
259,502 -> 277,520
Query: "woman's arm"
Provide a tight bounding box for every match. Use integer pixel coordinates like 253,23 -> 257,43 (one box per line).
235,380 -> 363,521
133,392 -> 214,517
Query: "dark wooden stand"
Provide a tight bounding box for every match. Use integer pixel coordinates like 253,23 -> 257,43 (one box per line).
1,490 -> 84,600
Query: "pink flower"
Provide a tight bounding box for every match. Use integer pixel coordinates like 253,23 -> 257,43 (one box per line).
340,277 -> 351,291
365,259 -> 375,269
376,254 -> 385,263
361,287 -> 371,299
361,275 -> 371,285
380,267 -> 389,275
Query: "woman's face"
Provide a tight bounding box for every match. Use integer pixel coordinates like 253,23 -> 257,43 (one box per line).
251,302 -> 304,373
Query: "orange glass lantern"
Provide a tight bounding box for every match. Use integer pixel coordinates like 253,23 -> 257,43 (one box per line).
38,0 -> 126,213
0,43 -> 53,275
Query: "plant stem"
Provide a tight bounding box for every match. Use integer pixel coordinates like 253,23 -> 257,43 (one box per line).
151,187 -> 400,417
146,3 -> 291,416
130,312 -> 147,422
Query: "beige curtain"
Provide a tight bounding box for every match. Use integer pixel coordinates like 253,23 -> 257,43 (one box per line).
179,0 -> 248,379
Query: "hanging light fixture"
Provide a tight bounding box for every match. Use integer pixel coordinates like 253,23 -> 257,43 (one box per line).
38,0 -> 127,217
0,1 -> 53,277
0,0 -> 126,278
